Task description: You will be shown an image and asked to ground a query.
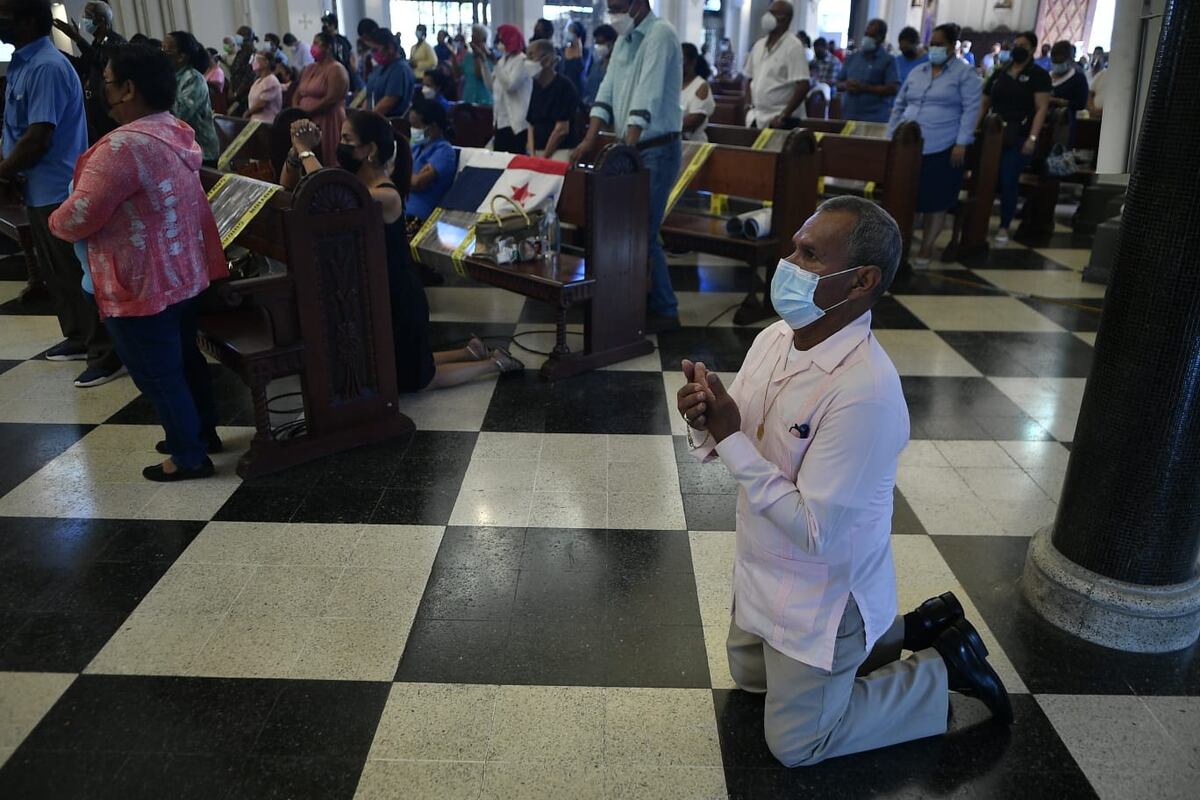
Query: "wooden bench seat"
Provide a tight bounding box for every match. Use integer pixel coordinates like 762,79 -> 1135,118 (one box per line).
415,144 -> 652,380
196,167 -> 413,478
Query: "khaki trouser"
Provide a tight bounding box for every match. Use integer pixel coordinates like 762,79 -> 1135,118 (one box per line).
727,596 -> 950,767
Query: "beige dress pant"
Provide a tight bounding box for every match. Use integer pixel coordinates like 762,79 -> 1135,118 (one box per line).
727,596 -> 950,767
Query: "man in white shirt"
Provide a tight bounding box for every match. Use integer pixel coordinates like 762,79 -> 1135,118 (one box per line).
677,196 -> 1011,767
743,1 -> 810,128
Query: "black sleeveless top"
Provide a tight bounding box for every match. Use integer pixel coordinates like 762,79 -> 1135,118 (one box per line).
377,182 -> 436,393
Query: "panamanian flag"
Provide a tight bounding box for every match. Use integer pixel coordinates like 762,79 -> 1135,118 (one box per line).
440,148 -> 569,216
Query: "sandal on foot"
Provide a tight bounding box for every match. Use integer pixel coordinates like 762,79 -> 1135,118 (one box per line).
491,349 -> 525,373
466,335 -> 489,361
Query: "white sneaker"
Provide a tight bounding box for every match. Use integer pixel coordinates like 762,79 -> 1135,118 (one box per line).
912,255 -> 932,268
994,229 -> 1010,246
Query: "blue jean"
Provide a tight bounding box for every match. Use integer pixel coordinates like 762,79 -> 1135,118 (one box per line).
997,145 -> 1032,229
104,298 -> 217,469
642,139 -> 682,317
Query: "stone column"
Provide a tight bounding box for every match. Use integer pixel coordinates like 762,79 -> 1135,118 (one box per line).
1021,0 -> 1200,653
1095,0 -> 1148,174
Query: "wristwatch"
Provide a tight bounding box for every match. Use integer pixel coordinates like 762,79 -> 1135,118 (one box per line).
297,150 -> 316,161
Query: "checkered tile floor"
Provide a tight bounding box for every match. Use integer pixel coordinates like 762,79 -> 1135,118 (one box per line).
1,223 -> 1197,800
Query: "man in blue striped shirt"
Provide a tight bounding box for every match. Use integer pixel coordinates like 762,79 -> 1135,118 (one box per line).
572,0 -> 683,331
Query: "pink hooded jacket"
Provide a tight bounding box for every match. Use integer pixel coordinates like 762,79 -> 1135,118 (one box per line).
49,111 -> 228,318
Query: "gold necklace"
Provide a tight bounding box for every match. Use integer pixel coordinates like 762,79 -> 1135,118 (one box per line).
757,345 -> 798,440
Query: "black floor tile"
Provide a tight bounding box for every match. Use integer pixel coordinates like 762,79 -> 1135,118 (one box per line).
0,293 -> 58,317
227,756 -> 364,800
395,619 -> 511,683
0,750 -> 130,800
104,365 -> 254,427
290,487 -> 384,524
370,488 -> 459,524
938,332 -> 1095,378
427,321 -> 518,352
212,487 -> 307,523
35,560 -> 169,615
512,568 -> 610,623
605,624 -> 711,688
519,528 -> 609,573
416,566 -> 521,621
892,488 -> 926,535
518,298 -> 586,324
871,295 -> 928,329
502,619 -> 609,685
1018,296 -> 1104,332
656,326 -> 762,373
677,461 -> 739,495
436,526 -> 527,570
109,753 -> 243,800
483,371 -> 671,434
935,535 -> 1200,695
252,680 -> 390,758
93,520 -> 206,563
959,248 -> 1072,271
901,377 -> 1052,441
684,493 -> 738,530
0,422 -> 94,497
0,611 -> 127,671
608,570 -> 704,626
400,429 -> 479,462
888,269 -> 1001,296
604,529 -> 697,573
0,359 -> 20,376
387,456 -> 472,490
715,689 -> 1096,798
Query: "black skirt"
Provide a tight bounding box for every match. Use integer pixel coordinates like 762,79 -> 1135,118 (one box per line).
917,147 -> 964,213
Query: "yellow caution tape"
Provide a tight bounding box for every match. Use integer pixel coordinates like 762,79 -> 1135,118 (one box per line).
450,226 -> 476,277
818,176 -> 825,194
409,208 -> 443,264
708,193 -> 729,215
665,143 -> 715,216
864,181 -> 877,200
752,127 -> 776,150
206,173 -> 233,200
813,131 -> 825,142
840,121 -> 856,136
350,88 -> 367,109
216,120 -> 262,172
206,174 -> 279,249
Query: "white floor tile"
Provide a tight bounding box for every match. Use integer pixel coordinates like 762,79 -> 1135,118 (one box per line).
989,377 -> 1087,442
0,316 -> 66,359
0,360 -> 142,423
973,269 -> 1108,299
895,296 -> 1066,332
873,330 -> 981,377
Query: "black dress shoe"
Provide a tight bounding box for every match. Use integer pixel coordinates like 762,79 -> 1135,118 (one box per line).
156,432 -> 224,456
142,458 -> 216,483
933,619 -> 1013,725
904,591 -> 965,652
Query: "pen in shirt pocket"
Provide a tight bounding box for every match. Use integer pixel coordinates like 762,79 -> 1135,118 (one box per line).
789,423 -> 811,439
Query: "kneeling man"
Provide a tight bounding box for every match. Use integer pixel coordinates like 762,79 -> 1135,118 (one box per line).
678,196 -> 1011,767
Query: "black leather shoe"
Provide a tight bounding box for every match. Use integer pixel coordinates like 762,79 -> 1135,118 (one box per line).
904,591 -> 965,652
142,458 -> 216,483
933,619 -> 1012,725
156,432 -> 223,456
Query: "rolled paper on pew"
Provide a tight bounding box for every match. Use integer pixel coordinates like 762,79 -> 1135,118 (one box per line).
725,216 -> 744,236
736,208 -> 772,240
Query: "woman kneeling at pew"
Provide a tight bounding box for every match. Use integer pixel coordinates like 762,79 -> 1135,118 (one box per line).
281,110 -> 525,390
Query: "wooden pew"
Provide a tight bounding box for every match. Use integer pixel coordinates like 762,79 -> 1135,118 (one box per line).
196,167 -> 413,478
655,128 -> 819,324
0,205 -> 39,291
945,113 -> 1005,261
212,113 -> 299,179
415,144 -> 653,380
1015,108 -> 1070,241
447,103 -> 494,148
711,95 -> 746,127
705,121 -> 922,271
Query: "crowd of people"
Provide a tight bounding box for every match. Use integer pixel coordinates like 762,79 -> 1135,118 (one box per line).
1,0 -> 1110,480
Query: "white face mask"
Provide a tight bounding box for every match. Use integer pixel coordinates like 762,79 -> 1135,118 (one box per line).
522,57 -> 543,77
610,13 -> 634,37
421,85 -> 436,99
770,260 -> 857,330
496,43 -> 507,56
805,47 -> 814,61
566,31 -> 578,44
761,12 -> 777,33
594,43 -> 610,59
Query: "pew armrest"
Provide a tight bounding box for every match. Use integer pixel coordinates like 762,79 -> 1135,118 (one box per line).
206,274 -> 294,309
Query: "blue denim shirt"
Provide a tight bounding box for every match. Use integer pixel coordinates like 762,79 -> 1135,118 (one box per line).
407,138 -> 457,220
837,50 -> 900,123
3,37 -> 88,207
895,52 -> 929,85
590,12 -> 681,140
887,57 -> 983,154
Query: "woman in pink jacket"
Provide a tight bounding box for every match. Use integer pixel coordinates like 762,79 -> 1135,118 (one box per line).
50,45 -> 229,482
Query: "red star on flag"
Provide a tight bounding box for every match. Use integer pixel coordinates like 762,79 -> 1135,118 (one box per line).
510,182 -> 535,205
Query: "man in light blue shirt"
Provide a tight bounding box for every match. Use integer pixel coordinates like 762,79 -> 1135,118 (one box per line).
0,3 -> 122,386
572,0 -> 683,331
837,18 -> 900,122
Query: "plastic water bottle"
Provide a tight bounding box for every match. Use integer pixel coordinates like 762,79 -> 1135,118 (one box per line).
541,205 -> 560,260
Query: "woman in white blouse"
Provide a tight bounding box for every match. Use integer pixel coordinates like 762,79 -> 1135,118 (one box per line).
680,43 -> 716,142
491,24 -> 535,154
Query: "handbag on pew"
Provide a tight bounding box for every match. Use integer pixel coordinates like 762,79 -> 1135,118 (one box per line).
475,195 -> 544,263
1044,143 -> 1080,178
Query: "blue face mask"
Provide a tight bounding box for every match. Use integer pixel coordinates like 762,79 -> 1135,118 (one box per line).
928,45 -> 950,66
411,127 -> 427,145
770,260 -> 857,330
860,35 -> 878,53
998,50 -> 1012,63
1051,61 -> 1071,76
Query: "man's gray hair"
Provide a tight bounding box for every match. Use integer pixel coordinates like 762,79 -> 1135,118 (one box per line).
817,195 -> 902,294
87,1 -> 114,25
471,23 -> 490,42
